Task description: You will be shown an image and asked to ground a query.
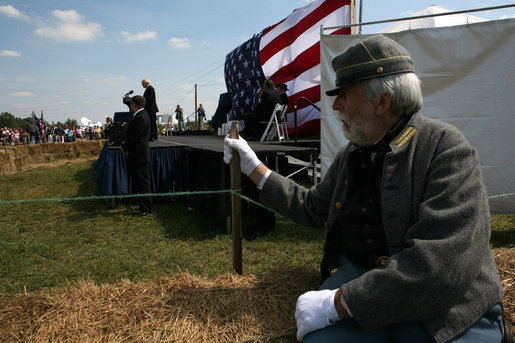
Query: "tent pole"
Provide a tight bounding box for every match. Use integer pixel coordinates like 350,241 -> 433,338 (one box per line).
323,3 -> 515,32
359,0 -> 364,34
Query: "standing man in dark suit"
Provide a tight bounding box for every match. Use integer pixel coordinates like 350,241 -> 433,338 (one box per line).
121,95 -> 153,217
142,78 -> 159,141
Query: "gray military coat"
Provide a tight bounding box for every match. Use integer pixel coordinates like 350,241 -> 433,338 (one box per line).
260,113 -> 502,342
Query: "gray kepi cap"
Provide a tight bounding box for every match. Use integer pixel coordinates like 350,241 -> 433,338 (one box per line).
326,34 -> 415,96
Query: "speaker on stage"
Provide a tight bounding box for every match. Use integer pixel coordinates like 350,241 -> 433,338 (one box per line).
106,122 -> 127,147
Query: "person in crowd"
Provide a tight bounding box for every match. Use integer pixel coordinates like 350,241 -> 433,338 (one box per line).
104,117 -> 114,140
93,126 -> 101,140
76,126 -> 83,140
240,79 -> 281,141
20,129 -> 28,144
57,125 -> 65,143
64,125 -> 72,142
121,95 -> 153,217
197,104 -> 206,130
175,105 -> 185,131
142,78 -> 159,141
224,35 -> 505,342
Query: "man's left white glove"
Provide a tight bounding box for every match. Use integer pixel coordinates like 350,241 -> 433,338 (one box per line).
295,289 -> 339,341
224,135 -> 261,176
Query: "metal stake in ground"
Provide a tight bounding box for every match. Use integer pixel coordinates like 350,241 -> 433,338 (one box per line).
229,121 -> 242,274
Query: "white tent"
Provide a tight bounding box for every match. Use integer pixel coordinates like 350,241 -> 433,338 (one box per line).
379,5 -> 486,33
320,18 -> 515,213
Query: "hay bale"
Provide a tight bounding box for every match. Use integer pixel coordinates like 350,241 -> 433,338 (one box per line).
495,248 -> 515,329
0,252 -> 512,342
0,269 -> 320,342
0,141 -> 105,176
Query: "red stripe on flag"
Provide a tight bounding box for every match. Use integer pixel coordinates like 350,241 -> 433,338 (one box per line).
287,85 -> 321,112
259,0 -> 347,65
328,27 -> 351,35
270,43 -> 320,83
288,118 -> 321,137
270,27 -> 351,83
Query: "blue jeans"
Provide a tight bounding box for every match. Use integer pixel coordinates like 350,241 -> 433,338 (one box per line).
303,254 -> 503,343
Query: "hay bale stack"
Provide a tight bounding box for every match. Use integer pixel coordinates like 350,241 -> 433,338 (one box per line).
0,269 -> 320,342
0,141 -> 105,176
496,248 -> 515,327
0,251 -> 512,342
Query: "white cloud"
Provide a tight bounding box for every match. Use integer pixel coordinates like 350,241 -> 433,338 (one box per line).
52,9 -> 82,23
62,89 -> 90,95
0,5 -> 30,21
0,50 -> 21,57
121,30 -> 157,43
168,37 -> 191,49
500,14 -> 515,19
11,91 -> 36,97
103,75 -> 127,85
83,75 -> 126,85
34,10 -> 102,42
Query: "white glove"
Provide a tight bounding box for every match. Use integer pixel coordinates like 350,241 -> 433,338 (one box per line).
295,289 -> 339,341
223,135 -> 261,176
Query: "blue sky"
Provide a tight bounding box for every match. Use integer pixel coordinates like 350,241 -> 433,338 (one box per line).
1,0 -> 513,125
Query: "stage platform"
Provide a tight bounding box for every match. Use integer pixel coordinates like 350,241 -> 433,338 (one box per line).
95,135 -> 318,217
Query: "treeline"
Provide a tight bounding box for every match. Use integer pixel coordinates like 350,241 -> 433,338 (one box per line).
0,112 -> 78,129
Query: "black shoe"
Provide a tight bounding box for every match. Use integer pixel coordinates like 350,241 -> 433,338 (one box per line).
135,211 -> 151,217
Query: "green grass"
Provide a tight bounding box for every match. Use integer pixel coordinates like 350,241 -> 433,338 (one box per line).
0,159 -> 513,295
490,214 -> 515,248
0,159 -> 324,294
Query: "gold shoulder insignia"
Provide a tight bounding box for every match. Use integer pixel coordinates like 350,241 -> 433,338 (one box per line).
395,126 -> 417,148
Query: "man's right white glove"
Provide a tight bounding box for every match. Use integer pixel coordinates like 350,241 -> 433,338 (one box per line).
223,135 -> 261,176
295,289 -> 340,341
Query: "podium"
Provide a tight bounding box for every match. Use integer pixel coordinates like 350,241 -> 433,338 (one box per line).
114,112 -> 132,123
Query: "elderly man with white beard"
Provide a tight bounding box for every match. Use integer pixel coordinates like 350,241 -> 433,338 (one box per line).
223,35 -> 507,342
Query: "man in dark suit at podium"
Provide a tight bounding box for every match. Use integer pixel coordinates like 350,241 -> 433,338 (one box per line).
121,95 -> 153,217
142,78 -> 159,141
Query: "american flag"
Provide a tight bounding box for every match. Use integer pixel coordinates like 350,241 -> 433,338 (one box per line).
225,0 -> 351,137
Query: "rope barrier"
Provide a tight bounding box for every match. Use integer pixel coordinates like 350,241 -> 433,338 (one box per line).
0,189 -> 283,215
0,189 -> 515,206
0,189 -> 239,204
487,192 -> 515,200
0,190 -> 513,209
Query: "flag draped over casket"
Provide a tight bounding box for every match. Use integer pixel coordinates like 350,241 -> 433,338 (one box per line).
224,0 -> 351,137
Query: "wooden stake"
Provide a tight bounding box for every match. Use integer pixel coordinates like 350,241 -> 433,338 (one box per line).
229,121 -> 242,274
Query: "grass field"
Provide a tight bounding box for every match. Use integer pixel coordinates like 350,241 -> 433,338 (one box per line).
0,156 -> 513,341
0,158 -> 327,295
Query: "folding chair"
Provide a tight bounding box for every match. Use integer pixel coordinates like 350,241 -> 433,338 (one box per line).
277,105 -> 289,141
260,104 -> 285,142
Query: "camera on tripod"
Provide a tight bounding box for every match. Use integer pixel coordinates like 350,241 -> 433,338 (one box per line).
108,90 -> 134,147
